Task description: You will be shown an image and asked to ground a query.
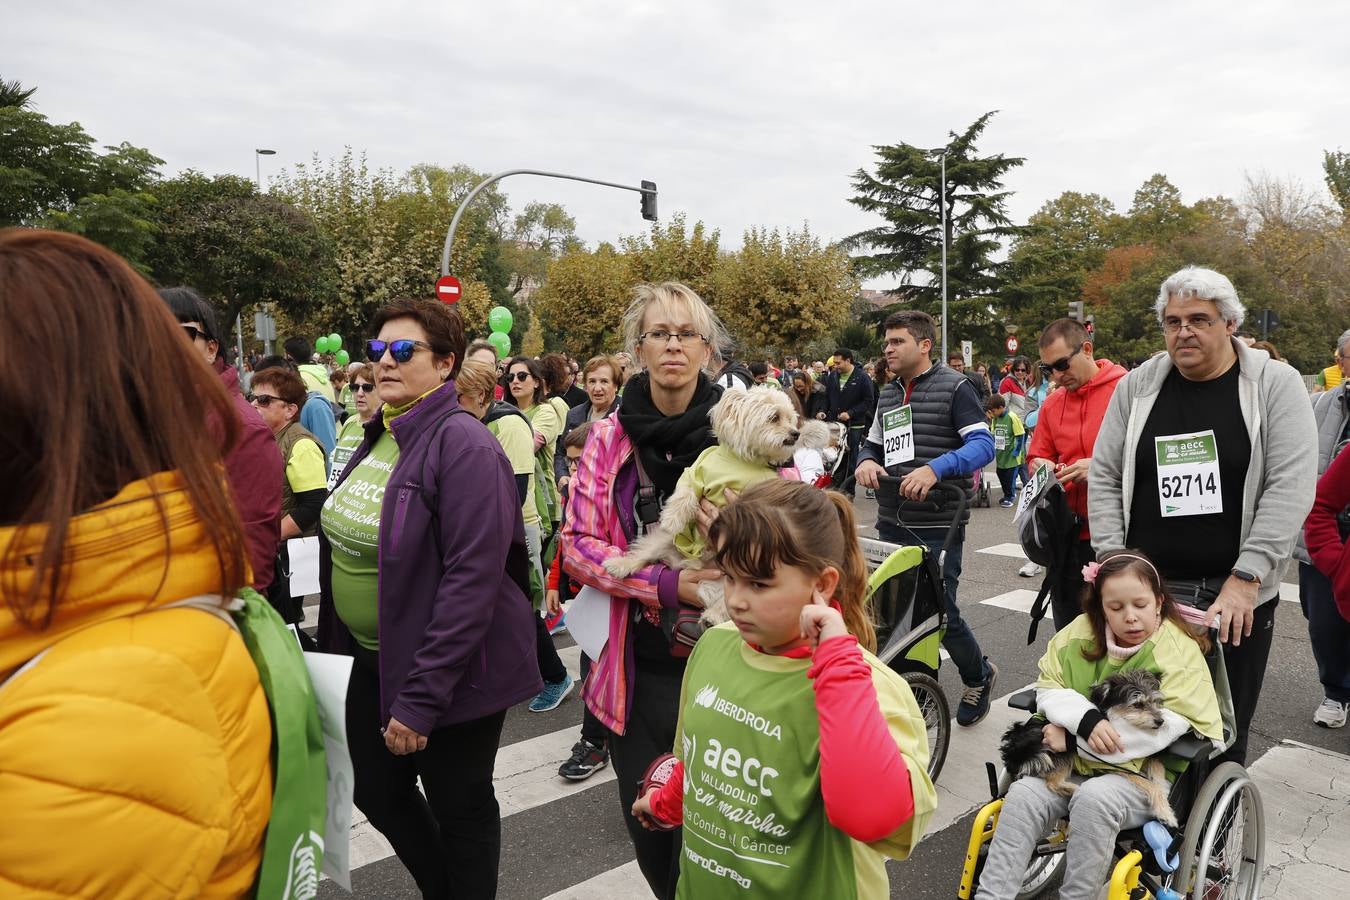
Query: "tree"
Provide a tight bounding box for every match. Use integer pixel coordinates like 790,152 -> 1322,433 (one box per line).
0,103 -> 163,266
621,214 -> 722,300
272,153 -> 527,345
147,172 -> 336,346
1001,191 -> 1122,340
1324,150 -> 1350,217
534,243 -> 634,356
709,226 -> 857,358
0,77 -> 37,109
498,201 -> 583,297
844,111 -> 1026,350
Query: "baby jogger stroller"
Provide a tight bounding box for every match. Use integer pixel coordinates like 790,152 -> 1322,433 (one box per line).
848,476 -> 967,783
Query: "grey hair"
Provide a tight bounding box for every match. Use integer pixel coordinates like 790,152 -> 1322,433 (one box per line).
1155,266 -> 1246,327
1336,329 -> 1350,357
620,282 -> 728,361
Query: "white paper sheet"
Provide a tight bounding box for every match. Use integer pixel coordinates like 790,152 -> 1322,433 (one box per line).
565,586 -> 612,660
303,651 -> 355,890
288,536 -> 320,598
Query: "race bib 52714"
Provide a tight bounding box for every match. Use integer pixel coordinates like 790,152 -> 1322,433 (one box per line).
1154,430 -> 1222,517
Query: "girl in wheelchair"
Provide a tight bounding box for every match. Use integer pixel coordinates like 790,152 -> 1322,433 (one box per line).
630,479 -> 937,898
976,551 -> 1224,900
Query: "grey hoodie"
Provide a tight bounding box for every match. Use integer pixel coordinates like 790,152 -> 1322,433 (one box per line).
1088,339 -> 1317,605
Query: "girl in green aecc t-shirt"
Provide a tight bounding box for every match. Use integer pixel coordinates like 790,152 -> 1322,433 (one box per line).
632,479 -> 936,900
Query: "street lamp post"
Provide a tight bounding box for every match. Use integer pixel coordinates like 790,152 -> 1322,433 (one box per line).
939,150 -> 948,361
441,169 -> 657,277
250,149 -> 277,361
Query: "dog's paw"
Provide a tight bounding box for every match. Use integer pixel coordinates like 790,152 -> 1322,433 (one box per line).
603,555 -> 644,578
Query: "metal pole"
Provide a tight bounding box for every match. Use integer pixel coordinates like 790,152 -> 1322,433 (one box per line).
940,151 -> 948,361
441,169 -> 656,276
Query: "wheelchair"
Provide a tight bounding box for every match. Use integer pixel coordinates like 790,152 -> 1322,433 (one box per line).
956,644 -> 1265,900
849,476 -> 968,784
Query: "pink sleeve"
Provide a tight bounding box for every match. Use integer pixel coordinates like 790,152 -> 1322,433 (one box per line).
648,759 -> 685,826
808,635 -> 915,843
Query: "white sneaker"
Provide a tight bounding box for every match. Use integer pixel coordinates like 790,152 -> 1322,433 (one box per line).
1313,698 -> 1348,728
1018,561 -> 1043,578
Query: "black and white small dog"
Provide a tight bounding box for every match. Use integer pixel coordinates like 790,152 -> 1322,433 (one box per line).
999,670 -> 1178,826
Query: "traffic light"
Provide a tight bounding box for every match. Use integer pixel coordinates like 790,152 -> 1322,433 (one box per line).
1084,315 -> 1095,338
640,180 -> 658,221
1067,301 -> 1084,322
1260,308 -> 1279,339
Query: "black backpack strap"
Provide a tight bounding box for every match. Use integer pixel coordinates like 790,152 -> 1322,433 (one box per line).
1027,574 -> 1055,645
631,453 -> 662,535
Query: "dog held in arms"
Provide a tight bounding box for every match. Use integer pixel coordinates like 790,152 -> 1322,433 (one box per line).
999,670 -> 1180,826
603,386 -> 830,624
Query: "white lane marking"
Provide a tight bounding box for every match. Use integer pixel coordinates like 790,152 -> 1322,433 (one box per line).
976,542 -> 1028,560
977,589 -> 1042,615
541,861 -> 647,899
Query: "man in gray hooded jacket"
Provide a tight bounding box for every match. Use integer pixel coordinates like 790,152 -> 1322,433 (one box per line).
1089,266 -> 1316,765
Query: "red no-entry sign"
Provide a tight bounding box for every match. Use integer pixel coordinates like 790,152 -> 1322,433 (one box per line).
436,275 -> 462,303
1005,335 -> 1020,354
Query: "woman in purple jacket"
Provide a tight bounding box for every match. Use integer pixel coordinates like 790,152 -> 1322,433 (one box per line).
317,298 -> 541,899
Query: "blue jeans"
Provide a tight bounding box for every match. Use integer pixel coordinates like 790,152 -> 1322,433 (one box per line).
877,519 -> 991,687
1299,562 -> 1350,703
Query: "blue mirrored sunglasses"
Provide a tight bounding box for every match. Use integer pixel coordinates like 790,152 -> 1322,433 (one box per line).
365,339 -> 430,363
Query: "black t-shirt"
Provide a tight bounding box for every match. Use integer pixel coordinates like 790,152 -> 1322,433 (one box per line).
1127,360 -> 1249,578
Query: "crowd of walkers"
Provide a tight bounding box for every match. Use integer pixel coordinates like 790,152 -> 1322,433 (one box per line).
3,224 -> 1348,900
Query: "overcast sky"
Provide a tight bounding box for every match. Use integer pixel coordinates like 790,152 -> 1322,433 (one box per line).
8,1 -> 1348,286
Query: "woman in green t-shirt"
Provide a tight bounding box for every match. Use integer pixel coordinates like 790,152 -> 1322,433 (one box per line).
506,356 -> 563,530
328,363 -> 380,490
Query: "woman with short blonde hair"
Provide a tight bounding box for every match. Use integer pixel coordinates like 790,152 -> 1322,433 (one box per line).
561,281 -> 729,897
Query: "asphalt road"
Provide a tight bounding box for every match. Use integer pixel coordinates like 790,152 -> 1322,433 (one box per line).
318,478 -> 1346,899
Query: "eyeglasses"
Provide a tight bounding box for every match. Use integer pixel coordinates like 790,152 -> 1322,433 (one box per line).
566,456 -> 581,471
1013,368 -> 1028,375
250,393 -> 282,407
1038,344 -> 1085,377
352,383 -> 377,394
639,329 -> 708,347
365,339 -> 431,363
509,371 -> 533,383
1162,315 -> 1219,335
182,325 -> 208,342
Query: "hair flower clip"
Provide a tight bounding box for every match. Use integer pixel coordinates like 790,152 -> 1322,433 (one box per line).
1081,561 -> 1102,584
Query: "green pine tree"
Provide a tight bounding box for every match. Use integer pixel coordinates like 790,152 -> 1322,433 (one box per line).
844,111 -> 1026,357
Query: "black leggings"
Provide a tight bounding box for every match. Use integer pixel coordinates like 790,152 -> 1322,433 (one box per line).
609,641 -> 686,900
1214,599 -> 1277,767
346,645 -> 507,899
535,612 -> 568,684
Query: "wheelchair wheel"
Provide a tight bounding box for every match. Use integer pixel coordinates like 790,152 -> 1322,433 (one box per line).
1015,841 -> 1066,900
1175,762 -> 1265,899
902,671 -> 950,782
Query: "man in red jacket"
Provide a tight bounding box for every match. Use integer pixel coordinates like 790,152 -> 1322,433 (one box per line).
160,287 -> 283,591
1026,318 -> 1128,629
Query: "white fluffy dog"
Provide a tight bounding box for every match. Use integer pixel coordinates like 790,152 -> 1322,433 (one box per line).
603,387 -> 830,624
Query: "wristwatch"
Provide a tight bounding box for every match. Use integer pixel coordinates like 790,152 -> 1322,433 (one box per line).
1231,568 -> 1260,585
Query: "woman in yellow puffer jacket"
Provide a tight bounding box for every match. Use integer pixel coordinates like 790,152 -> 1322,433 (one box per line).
0,229 -> 273,898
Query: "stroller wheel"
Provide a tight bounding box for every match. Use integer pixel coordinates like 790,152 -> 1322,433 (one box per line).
902,671 -> 950,782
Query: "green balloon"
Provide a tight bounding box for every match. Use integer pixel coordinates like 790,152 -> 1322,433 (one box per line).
315,336 -> 330,354
488,330 -> 511,357
488,306 -> 513,333
335,349 -> 350,366
329,333 -> 342,350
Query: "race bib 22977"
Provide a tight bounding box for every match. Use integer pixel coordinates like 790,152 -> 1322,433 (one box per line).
883,405 -> 915,467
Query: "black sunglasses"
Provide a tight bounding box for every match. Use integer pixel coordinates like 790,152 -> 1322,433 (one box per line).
509,371 -> 533,382
366,339 -> 430,363
250,393 -> 282,407
182,324 -> 209,342
1038,344 -> 1084,377
352,383 -> 377,394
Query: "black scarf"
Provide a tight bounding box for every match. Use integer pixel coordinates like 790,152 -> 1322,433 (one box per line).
617,372 -> 721,497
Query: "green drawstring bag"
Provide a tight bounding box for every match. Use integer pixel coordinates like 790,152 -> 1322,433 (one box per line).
231,588 -> 329,898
